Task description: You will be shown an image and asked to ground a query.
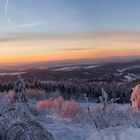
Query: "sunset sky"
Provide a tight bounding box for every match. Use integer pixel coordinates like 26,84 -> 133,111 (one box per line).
1,0 -> 140,63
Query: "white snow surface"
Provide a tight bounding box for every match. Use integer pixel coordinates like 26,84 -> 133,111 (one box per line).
51,65 -> 99,71
117,64 -> 140,73
40,103 -> 140,140
51,66 -> 81,71
44,115 -> 140,140
0,72 -> 26,76
84,65 -> 99,69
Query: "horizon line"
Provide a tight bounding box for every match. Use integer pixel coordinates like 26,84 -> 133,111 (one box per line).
0,55 -> 140,65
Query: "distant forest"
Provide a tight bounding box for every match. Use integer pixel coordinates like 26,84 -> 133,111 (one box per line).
0,79 -> 134,103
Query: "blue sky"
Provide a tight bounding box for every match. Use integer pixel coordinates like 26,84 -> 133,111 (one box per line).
1,0 -> 140,34
0,0 -> 95,34
0,0 -> 140,63
92,0 -> 140,30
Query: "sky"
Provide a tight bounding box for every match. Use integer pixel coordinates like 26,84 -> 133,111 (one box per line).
1,0 -> 140,63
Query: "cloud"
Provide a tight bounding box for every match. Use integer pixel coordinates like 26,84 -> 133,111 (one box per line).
0,32 -> 94,43
1,29 -> 140,44
58,48 -> 93,51
5,0 -> 8,15
17,21 -> 48,28
5,0 -> 11,25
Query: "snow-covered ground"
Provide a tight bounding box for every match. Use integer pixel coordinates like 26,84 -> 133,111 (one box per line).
38,103 -> 140,140
51,66 -> 81,71
51,65 -> 99,72
0,72 -> 26,76
46,118 -> 140,140
115,69 -> 140,82
84,65 -> 99,69
77,102 -> 129,111
117,64 -> 140,73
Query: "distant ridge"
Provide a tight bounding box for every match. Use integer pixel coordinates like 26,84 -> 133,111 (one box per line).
0,55 -> 140,70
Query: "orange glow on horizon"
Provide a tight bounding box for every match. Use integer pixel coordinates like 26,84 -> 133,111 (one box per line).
0,49 -> 139,64
0,31 -> 140,63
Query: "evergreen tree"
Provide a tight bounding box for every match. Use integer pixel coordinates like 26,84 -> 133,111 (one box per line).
14,75 -> 27,103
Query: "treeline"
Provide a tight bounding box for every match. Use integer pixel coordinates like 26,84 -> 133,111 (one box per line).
0,79 -> 133,103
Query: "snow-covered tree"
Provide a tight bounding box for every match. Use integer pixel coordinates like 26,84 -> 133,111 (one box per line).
99,88 -> 108,109
14,75 -> 27,103
0,92 -> 55,140
131,84 -> 140,111
99,88 -> 119,110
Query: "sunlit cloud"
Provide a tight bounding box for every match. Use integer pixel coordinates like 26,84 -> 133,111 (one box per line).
58,48 -> 93,51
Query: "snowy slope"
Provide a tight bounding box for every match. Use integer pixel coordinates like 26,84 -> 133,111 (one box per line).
39,103 -> 140,140
43,115 -> 140,140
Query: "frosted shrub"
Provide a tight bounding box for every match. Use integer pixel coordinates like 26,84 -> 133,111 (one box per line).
78,91 -> 121,129
52,96 -> 64,115
75,91 -> 121,129
37,99 -> 53,112
76,102 -> 140,129
99,88 -> 119,110
62,100 -> 81,118
36,97 -> 81,117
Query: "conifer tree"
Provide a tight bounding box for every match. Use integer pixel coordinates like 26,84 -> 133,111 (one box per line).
14,75 -> 27,103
